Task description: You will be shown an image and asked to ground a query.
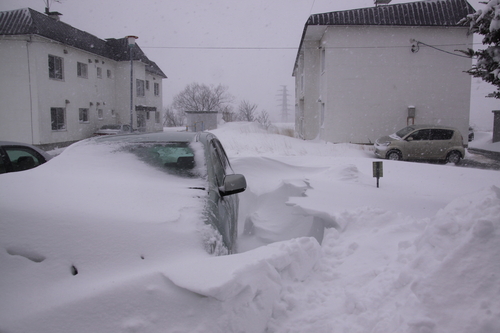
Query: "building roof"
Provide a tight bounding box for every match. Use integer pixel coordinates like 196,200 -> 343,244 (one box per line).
293,0 -> 475,75
0,8 -> 167,78
307,0 -> 474,27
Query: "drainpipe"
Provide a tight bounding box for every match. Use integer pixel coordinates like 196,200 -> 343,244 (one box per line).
26,36 -> 35,144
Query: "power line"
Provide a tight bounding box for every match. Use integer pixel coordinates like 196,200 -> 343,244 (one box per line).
141,42 -> 483,51
412,40 -> 472,58
142,46 -> 297,50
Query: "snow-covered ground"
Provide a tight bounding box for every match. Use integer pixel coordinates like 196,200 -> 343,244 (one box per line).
469,129 -> 500,153
1,122 -> 499,333
214,122 -> 500,332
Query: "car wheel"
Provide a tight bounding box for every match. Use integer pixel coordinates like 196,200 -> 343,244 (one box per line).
387,150 -> 402,161
446,151 -> 462,165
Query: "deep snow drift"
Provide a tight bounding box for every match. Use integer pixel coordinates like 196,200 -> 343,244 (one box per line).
0,122 -> 499,333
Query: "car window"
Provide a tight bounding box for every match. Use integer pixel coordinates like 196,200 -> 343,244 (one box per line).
0,150 -> 6,174
212,139 -> 231,172
396,126 -> 415,138
430,129 -> 453,140
4,146 -> 43,171
407,129 -> 431,141
122,142 -> 200,178
210,140 -> 226,186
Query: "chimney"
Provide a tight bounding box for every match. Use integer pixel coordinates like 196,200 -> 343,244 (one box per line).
45,7 -> 62,21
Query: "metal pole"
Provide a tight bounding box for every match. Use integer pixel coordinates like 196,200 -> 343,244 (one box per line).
127,35 -> 137,132
129,44 -> 133,132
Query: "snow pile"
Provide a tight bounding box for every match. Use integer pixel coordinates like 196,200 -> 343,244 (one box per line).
469,130 -> 500,153
1,122 -> 499,332
265,186 -> 500,332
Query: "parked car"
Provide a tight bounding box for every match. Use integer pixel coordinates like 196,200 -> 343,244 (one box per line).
469,126 -> 474,142
0,141 -> 52,174
374,125 -> 465,164
0,131 -> 246,331
1,131 -> 245,254
94,131 -> 246,253
94,124 -> 133,136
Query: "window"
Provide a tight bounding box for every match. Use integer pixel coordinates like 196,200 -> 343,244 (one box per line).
97,109 -> 103,119
97,67 -> 102,78
155,111 -> 160,123
430,129 -> 454,140
51,107 -> 66,130
79,108 -> 89,123
111,109 -> 116,117
146,80 -> 150,90
210,139 -> 230,186
107,69 -> 112,78
154,83 -> 160,96
48,55 -> 63,80
77,62 -> 88,78
408,129 -> 431,141
136,79 -> 145,97
4,147 -> 44,172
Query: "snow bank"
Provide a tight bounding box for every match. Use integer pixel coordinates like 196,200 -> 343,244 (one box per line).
266,186 -> 500,333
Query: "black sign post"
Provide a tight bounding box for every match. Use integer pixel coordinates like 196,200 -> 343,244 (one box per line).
373,161 -> 383,188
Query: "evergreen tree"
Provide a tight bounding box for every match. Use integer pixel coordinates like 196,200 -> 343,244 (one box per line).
461,0 -> 500,98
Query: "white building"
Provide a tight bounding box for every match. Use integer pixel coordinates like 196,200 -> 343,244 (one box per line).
293,0 -> 475,145
0,8 -> 167,148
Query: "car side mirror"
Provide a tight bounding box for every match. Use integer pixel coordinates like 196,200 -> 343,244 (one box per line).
406,137 -> 414,142
219,174 -> 247,196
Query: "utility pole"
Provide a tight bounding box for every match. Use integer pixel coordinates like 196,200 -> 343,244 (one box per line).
276,85 -> 291,123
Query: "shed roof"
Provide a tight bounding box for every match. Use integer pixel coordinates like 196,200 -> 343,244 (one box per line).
293,0 -> 475,75
0,8 -> 167,78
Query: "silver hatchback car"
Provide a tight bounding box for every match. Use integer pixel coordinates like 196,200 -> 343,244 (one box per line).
374,125 -> 465,164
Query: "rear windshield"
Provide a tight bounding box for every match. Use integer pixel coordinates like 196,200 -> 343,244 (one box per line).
121,142 -> 203,178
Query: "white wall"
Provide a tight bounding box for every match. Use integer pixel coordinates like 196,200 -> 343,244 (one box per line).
0,36 -> 36,143
297,40 -> 321,140
321,26 -> 473,144
0,35 -> 164,146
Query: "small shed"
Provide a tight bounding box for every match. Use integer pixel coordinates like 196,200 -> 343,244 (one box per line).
185,111 -> 218,132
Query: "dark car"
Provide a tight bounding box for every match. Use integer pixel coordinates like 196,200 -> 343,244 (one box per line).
0,141 -> 52,174
94,124 -> 133,136
94,131 -> 246,253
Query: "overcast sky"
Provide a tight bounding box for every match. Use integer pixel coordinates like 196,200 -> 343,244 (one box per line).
0,0 -> 494,124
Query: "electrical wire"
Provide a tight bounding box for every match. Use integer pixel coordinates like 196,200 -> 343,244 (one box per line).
413,40 -> 472,58
141,42 -> 482,51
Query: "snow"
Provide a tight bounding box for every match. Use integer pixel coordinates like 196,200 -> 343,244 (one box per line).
469,129 -> 500,152
1,122 -> 500,332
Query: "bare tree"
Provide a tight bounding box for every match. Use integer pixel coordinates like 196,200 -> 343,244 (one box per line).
238,100 -> 258,122
163,106 -> 185,127
172,83 -> 233,112
256,110 -> 272,129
